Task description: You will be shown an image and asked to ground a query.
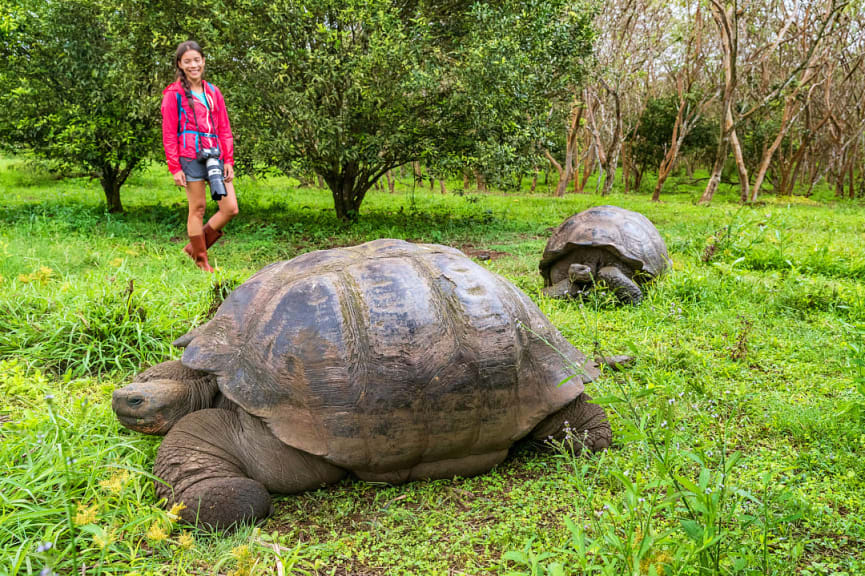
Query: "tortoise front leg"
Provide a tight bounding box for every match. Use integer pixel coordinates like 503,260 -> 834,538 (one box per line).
154,409 -> 346,529
597,265 -> 643,304
542,278 -> 573,299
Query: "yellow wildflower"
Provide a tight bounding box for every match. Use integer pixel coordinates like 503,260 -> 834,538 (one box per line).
167,501 -> 187,522
99,470 -> 130,494
34,266 -> 53,281
641,550 -> 673,575
0,274 -> 4,285
146,522 -> 168,542
17,267 -> 54,284
92,528 -> 115,549
74,503 -> 98,526
109,258 -> 124,267
227,544 -> 255,576
177,531 -> 195,550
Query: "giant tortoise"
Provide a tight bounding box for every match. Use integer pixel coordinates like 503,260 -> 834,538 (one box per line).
540,205 -> 670,304
113,239 -> 611,528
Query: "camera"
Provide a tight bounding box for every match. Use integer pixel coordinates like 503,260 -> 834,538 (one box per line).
197,147 -> 227,201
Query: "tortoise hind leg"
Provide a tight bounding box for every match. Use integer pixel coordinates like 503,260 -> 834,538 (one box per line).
529,393 -> 611,453
154,408 -> 346,529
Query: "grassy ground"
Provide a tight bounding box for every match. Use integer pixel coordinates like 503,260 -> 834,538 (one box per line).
1,156 -> 864,576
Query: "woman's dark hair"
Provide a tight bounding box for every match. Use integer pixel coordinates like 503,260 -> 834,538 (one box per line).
174,40 -> 205,93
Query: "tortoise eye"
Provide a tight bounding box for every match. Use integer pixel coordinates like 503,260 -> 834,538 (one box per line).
127,396 -> 144,407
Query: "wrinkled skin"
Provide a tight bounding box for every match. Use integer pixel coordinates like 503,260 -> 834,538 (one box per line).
113,360 -> 612,529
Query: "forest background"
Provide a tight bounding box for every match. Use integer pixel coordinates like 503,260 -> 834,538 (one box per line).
1,0 -> 864,216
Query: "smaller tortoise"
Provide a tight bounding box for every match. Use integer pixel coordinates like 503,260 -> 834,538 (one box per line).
540,206 -> 670,304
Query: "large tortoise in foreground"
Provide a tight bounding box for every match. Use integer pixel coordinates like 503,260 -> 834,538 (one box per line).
540,205 -> 670,304
113,239 -> 610,528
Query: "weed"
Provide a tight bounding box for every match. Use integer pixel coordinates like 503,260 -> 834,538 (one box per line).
726,315 -> 753,361
836,321 -> 865,424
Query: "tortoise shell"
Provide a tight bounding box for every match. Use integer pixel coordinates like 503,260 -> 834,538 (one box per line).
539,205 -> 670,286
174,239 -> 598,473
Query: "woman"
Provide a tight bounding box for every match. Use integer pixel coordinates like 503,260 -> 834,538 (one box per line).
161,40 -> 238,272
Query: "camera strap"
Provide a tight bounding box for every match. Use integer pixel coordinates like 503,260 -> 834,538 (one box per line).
181,83 -> 219,155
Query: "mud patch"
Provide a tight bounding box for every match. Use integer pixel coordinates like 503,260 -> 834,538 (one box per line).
458,244 -> 511,261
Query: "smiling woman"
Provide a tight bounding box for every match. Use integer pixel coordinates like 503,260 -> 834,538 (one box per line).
161,40 -> 239,272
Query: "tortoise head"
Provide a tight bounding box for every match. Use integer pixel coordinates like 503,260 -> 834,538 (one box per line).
112,361 -> 218,435
568,263 -> 594,284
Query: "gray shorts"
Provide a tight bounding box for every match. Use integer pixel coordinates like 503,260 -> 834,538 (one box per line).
180,157 -> 224,183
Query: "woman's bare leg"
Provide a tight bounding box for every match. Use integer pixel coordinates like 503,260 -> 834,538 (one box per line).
185,181 -> 208,236
206,180 -> 238,231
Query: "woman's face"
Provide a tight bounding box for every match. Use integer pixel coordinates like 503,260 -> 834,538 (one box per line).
178,50 -> 205,83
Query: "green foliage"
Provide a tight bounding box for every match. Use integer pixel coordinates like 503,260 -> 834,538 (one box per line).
630,96 -> 716,178
0,0 -> 180,212
217,0 -> 593,220
836,321 -> 865,422
0,159 -> 863,574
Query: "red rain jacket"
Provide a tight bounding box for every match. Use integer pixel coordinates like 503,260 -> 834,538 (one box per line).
160,80 -> 235,175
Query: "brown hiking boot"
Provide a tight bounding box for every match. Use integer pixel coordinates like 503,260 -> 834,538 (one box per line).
188,234 -> 214,273
184,223 -> 224,258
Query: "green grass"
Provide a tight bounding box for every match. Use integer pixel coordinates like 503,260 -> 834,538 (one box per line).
1,156 -> 864,575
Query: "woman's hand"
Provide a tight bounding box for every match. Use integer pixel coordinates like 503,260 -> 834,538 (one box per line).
173,170 -> 187,187
224,163 -> 234,183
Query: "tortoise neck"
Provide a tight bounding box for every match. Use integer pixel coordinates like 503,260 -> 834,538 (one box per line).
185,374 -> 220,412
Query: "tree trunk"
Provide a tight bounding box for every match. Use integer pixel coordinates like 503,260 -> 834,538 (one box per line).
701,124 -> 730,203
702,1 -> 737,204
546,102 -> 582,197
545,149 -> 572,197
729,128 -> 750,202
385,170 -> 395,193
475,171 -> 487,193
463,171 -> 470,191
622,143 -> 631,194
652,85 -> 690,203
99,163 -> 133,213
439,179 -> 446,195
530,172 -> 538,193
576,150 -> 595,194
750,101 -> 795,201
101,176 -> 123,213
600,86 -> 622,197
323,163 -> 372,222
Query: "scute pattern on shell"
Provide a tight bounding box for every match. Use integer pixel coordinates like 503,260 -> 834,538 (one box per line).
539,205 -> 671,285
176,239 -> 598,474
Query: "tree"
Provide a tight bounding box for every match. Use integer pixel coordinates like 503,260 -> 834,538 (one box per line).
221,0 -> 592,220
699,0 -> 848,203
0,0 -> 170,212
630,95 -> 715,196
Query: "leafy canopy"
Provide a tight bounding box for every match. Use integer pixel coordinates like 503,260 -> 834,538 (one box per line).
0,0 -> 177,212
219,0 -> 594,219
